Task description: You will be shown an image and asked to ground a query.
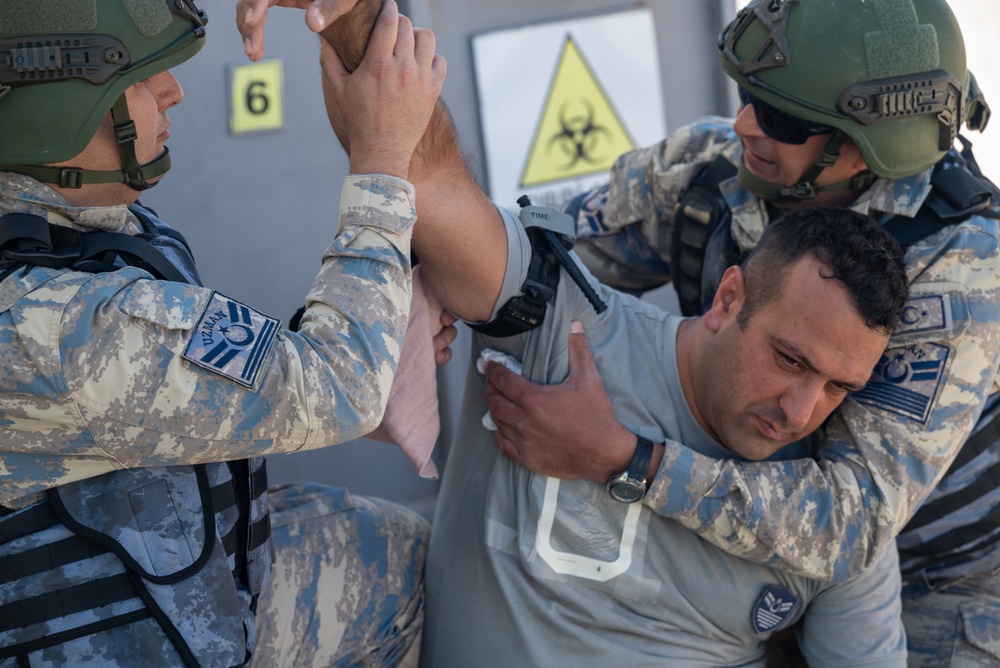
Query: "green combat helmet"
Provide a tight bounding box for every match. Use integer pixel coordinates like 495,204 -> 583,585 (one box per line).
0,0 -> 207,190
719,0 -> 991,201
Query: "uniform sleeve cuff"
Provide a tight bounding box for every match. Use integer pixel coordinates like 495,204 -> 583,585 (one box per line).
339,174 -> 417,234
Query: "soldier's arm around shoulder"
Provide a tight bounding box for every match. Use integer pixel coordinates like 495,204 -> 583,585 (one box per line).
570,117 -> 739,294
643,213 -> 1000,581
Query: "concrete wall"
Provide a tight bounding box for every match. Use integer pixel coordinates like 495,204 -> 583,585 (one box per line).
141,0 -> 736,509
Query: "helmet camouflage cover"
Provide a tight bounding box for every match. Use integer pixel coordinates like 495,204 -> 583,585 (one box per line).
719,0 -> 990,180
0,0 -> 207,167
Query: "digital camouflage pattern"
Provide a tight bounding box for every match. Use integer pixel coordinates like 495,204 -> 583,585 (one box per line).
901,568 -> 1000,667
0,170 -> 426,666
252,483 -> 428,667
569,117 -> 1000,583
0,171 -> 416,508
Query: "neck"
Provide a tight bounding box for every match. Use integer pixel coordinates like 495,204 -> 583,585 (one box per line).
49,181 -> 140,208
675,317 -> 715,439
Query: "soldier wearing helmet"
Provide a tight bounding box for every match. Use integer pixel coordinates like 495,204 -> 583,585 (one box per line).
0,0 -> 446,665
239,0 -> 1000,663
475,0 -> 1000,664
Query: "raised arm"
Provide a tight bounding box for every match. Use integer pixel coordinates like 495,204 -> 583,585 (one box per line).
238,0 -> 507,320
319,10 -> 506,320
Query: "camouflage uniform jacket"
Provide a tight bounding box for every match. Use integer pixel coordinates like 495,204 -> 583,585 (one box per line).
0,172 -> 415,665
571,117 -> 1000,583
0,171 -> 415,506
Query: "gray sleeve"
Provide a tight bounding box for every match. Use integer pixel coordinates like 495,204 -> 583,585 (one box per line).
796,546 -> 907,667
484,204 -> 533,322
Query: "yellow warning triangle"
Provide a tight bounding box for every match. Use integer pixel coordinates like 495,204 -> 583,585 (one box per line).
520,35 -> 635,188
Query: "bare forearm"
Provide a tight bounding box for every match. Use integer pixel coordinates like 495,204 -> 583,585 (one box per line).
321,9 -> 506,322
410,102 -> 506,322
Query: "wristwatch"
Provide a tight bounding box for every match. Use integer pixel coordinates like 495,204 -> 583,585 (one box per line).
606,435 -> 654,503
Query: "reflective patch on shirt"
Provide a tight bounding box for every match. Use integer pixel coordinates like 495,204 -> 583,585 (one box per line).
897,294 -> 952,335
183,292 -> 279,388
852,343 -> 950,423
752,585 -> 798,634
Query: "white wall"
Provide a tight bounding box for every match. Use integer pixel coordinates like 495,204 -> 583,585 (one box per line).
948,1 -> 1000,182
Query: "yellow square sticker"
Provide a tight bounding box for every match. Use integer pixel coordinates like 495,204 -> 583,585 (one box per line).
229,59 -> 284,135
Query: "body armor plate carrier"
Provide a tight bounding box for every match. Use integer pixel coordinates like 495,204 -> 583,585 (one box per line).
0,206 -> 271,667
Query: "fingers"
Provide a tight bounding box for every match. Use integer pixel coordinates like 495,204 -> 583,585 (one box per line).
393,13 -> 415,60
435,347 -> 453,365
484,375 -> 517,419
432,311 -> 458,365
306,0 -> 358,33
432,325 -> 457,365
236,0 -> 273,61
412,25 -> 436,66
484,361 -> 529,404
414,27 -> 446,92
362,0 -> 400,65
492,430 -> 522,467
237,0 -> 337,61
567,320 -> 599,381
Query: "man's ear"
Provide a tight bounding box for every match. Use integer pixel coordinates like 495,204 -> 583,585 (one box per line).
841,136 -> 869,174
703,265 -> 745,333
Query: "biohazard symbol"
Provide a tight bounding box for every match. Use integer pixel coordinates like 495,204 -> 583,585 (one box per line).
520,35 -> 635,188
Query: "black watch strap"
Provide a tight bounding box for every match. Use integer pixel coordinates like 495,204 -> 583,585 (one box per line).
629,435 -> 654,484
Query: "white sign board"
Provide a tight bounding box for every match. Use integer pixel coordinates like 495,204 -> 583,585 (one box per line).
472,8 -> 667,210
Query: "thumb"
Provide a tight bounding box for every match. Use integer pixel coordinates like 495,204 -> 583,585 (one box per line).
306,0 -> 355,33
567,320 -> 598,381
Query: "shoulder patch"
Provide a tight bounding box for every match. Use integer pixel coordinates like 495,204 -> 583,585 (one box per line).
852,343 -> 950,423
572,184 -> 612,238
898,294 -> 952,335
182,292 -> 279,388
752,585 -> 798,634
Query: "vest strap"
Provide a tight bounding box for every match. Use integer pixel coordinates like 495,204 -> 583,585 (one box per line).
900,503 -> 1000,575
908,459 -> 1000,532
0,534 -> 110,584
0,608 -> 152,660
0,501 -> 59,544
0,572 -> 138,633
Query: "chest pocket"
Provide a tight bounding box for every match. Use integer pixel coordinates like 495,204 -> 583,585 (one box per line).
117,277 -> 208,354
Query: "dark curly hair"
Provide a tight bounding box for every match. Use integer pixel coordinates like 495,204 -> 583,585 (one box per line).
737,207 -> 909,335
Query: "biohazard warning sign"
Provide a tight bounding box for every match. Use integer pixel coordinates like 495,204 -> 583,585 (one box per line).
472,8 -> 665,209
520,36 -> 635,188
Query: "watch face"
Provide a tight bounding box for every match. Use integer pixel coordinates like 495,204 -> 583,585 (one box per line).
608,479 -> 645,503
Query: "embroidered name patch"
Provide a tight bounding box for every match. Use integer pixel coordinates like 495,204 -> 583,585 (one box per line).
852,343 -> 950,423
183,292 -> 279,388
752,585 -> 798,634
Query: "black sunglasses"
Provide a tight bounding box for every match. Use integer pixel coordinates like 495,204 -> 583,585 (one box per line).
738,87 -> 834,145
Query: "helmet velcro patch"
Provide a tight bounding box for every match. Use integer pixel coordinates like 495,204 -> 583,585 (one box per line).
123,0 -> 174,37
0,0 -> 97,33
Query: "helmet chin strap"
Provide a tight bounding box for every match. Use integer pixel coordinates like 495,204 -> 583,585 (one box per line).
0,93 -> 171,191
738,130 -> 876,203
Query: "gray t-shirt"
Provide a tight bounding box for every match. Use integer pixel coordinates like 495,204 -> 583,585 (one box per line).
421,206 -> 906,668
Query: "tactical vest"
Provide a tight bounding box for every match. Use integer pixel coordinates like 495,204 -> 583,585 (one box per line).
662,141 -> 1000,584
0,204 -> 272,667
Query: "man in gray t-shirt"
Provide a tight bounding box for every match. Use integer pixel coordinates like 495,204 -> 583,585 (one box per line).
421,206 -> 910,667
